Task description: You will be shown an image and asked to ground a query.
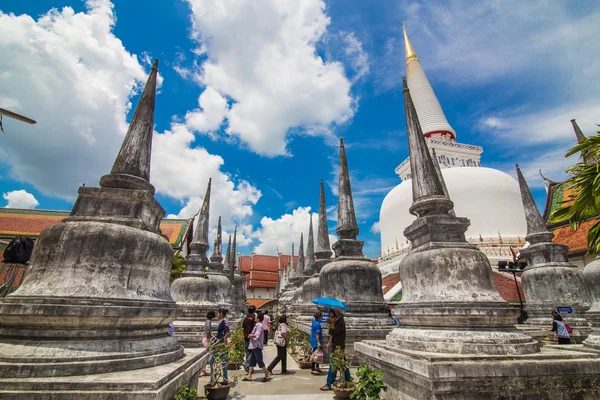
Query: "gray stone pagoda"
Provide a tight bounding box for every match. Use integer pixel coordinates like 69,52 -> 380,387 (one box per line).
319,138 -> 393,362
0,59 -> 207,398
516,165 -> 591,340
355,77 -> 600,399
294,181 -> 332,320
229,227 -> 247,315
170,179 -> 232,347
279,243 -> 298,306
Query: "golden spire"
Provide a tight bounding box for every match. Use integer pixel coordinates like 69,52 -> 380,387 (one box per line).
395,238 -> 399,250
403,21 -> 418,64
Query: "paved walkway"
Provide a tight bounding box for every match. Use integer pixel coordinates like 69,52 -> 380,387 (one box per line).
198,342 -> 355,400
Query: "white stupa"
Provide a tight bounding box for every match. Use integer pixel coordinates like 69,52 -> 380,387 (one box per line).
378,25 -> 527,278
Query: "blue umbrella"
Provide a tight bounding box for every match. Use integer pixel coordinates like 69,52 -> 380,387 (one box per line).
312,297 -> 349,312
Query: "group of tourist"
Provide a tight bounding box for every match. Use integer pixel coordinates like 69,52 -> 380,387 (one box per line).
198,304 -> 353,389
198,304 -> 571,390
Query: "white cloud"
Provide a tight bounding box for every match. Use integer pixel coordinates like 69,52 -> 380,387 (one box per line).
400,1 -> 600,87
183,0 -> 356,156
253,206 -> 317,255
184,87 -> 229,138
342,32 -> 369,82
370,221 -> 381,234
0,1 -> 147,199
2,189 -> 39,209
152,123 -> 261,246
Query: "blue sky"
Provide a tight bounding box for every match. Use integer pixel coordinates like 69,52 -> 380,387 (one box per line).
1,0 -> 598,257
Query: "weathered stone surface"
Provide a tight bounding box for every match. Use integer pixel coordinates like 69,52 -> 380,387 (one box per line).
170,181 -> 233,346
356,340 -> 600,400
516,165 -> 590,328
0,348 -> 208,400
0,60 -> 187,382
584,257 -> 600,349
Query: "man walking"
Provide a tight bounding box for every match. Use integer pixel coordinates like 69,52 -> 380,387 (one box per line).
320,309 -> 352,391
242,305 -> 257,371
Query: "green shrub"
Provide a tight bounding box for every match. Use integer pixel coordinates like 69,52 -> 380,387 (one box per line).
351,363 -> 387,399
174,385 -> 199,400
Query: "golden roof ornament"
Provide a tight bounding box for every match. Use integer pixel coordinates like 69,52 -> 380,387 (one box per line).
395,238 -> 399,250
479,234 -> 484,243
498,231 -> 503,244
403,22 -> 418,64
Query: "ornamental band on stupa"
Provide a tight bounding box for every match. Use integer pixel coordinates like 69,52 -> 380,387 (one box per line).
355,75 -> 600,399
170,179 -> 233,346
0,59 -> 207,399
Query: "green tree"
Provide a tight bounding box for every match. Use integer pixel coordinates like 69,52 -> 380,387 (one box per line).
551,129 -> 600,254
171,253 -> 187,282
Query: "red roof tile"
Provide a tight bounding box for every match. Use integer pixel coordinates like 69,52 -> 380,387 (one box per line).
492,270 -> 525,302
240,256 -> 252,273
251,255 -> 280,272
382,274 -> 401,295
552,219 -> 597,254
247,299 -> 270,308
0,209 -> 191,248
251,271 -> 278,282
249,280 -> 277,288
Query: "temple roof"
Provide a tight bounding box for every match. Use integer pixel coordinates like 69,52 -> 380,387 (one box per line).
541,181 -> 597,256
0,208 -> 191,250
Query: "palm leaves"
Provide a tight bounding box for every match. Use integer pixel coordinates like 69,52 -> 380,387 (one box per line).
551,129 -> 600,254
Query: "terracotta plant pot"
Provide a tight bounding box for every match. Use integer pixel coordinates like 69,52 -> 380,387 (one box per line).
204,383 -> 231,400
332,384 -> 356,399
297,360 -> 312,369
227,362 -> 241,370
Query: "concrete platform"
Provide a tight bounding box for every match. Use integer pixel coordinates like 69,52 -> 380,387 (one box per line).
356,340 -> 600,399
0,347 -> 208,400
198,340 -> 357,399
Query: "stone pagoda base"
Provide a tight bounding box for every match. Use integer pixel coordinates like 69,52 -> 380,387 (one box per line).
356,340 -> 600,399
0,348 -> 208,400
173,319 -> 239,348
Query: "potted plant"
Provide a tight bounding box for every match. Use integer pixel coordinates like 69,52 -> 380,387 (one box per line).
227,326 -> 245,370
295,337 -> 313,369
287,326 -> 301,354
204,342 -> 231,400
351,363 -> 388,399
331,346 -> 356,399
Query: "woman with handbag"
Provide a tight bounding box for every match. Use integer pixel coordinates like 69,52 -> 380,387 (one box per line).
267,315 -> 290,374
208,309 -> 230,386
200,310 -> 216,377
310,311 -> 323,375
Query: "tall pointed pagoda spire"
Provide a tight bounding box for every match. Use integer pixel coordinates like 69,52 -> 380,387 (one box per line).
186,178 -> 212,271
230,226 -> 237,280
403,25 -> 456,140
431,149 -> 455,217
337,138 -> 359,240
515,165 -> 555,244
224,234 -> 232,278
315,179 -> 332,260
402,21 -> 418,63
288,242 -> 295,279
571,119 -> 586,143
306,215 -> 315,273
210,216 -> 223,263
100,59 -> 159,192
195,179 -> 211,245
298,233 -> 305,276
403,77 -> 453,217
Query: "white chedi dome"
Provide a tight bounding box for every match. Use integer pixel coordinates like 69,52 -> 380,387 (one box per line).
380,167 -> 527,252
